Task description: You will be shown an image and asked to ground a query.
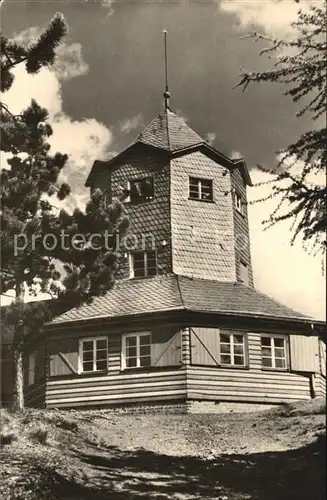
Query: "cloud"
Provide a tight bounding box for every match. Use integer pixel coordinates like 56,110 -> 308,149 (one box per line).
12,26 -> 89,81
219,0 -> 321,36
101,0 -> 116,16
248,168 -> 325,320
119,113 -> 143,133
205,132 -> 216,146
2,31 -> 113,210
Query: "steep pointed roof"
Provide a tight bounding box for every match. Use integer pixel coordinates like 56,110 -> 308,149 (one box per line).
133,109 -> 204,152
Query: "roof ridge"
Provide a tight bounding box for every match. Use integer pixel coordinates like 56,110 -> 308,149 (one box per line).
175,274 -> 185,309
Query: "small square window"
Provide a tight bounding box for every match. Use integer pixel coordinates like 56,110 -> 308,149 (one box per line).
239,261 -> 249,286
189,177 -> 213,202
79,337 -> 108,373
128,177 -> 154,204
130,250 -> 157,278
122,333 -> 151,369
219,332 -> 246,367
260,336 -> 287,370
234,192 -> 244,215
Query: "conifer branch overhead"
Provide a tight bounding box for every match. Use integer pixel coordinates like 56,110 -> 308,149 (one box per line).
237,1 -> 327,249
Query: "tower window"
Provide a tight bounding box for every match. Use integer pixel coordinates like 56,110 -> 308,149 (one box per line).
234,191 -> 244,215
130,250 -> 157,278
129,177 -> 154,204
239,261 -> 249,286
189,177 -> 213,202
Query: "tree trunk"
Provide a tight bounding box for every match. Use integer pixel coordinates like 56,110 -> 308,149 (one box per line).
11,281 -> 25,412
12,345 -> 24,412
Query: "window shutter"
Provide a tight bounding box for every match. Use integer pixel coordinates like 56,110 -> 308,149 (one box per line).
151,331 -> 181,367
290,335 -> 319,372
319,340 -> 326,376
50,351 -> 79,376
190,327 -> 219,366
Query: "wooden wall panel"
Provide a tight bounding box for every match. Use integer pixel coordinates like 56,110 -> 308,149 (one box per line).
186,366 -> 311,403
290,335 -> 319,372
46,369 -> 186,408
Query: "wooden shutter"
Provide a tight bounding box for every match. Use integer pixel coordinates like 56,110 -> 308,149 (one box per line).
190,327 -> 219,366
319,339 -> 326,376
50,351 -> 79,376
290,335 -> 319,372
151,330 -> 181,367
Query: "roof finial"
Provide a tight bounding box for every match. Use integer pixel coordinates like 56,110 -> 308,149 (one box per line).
162,29 -> 171,111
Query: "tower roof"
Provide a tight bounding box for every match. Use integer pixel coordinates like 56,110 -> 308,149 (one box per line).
133,109 -> 204,152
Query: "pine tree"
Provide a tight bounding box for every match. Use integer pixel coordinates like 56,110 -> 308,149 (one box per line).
237,1 -> 327,249
0,14 -> 128,411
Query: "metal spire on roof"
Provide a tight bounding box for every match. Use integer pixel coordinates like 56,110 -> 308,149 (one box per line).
162,29 -> 171,111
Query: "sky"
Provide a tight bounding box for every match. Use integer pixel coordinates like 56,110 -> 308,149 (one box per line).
0,0 -> 325,320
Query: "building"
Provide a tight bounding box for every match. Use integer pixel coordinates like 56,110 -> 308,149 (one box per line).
15,103 -> 327,411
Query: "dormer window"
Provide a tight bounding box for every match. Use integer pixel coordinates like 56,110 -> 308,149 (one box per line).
189,177 -> 213,202
234,191 -> 244,215
130,250 -> 157,278
128,177 -> 154,204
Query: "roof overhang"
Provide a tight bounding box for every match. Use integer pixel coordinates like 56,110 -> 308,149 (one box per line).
85,141 -> 252,188
43,306 -> 326,338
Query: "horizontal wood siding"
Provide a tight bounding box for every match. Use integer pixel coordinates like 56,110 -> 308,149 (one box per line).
186,366 -> 311,403
313,373 -> 326,398
46,369 -> 186,408
46,328 -> 185,408
188,328 -> 313,402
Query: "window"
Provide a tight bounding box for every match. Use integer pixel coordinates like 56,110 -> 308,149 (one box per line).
122,333 -> 151,369
79,337 -> 108,373
234,191 -> 244,215
128,177 -> 154,204
28,351 -> 36,386
219,332 -> 246,366
239,261 -> 249,286
130,250 -> 157,278
189,177 -> 213,202
261,335 -> 287,369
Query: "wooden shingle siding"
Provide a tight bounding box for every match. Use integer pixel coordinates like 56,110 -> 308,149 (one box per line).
231,169 -> 254,287
46,370 -> 186,408
109,149 -> 172,279
171,151 -> 236,282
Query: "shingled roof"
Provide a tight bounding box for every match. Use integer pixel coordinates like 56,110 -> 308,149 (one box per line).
48,275 -> 309,327
133,110 -> 204,152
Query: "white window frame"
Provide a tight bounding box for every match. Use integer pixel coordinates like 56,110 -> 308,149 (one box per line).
260,334 -> 288,370
129,250 -> 157,279
234,191 -> 244,215
28,351 -> 36,386
78,336 -> 108,374
189,177 -> 213,202
219,332 -> 247,367
121,332 -> 152,370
